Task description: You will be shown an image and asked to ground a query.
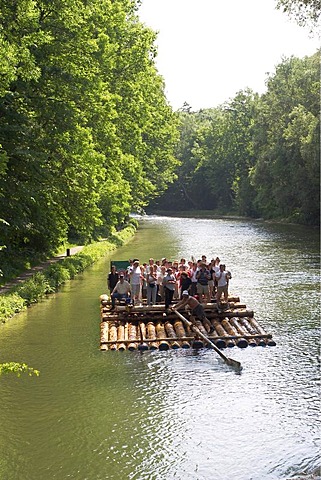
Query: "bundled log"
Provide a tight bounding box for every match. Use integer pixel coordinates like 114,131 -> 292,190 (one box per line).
117,323 -> 126,351
127,323 -> 138,351
173,320 -> 190,349
212,319 -> 235,348
209,330 -> 226,349
238,317 -> 260,346
156,322 -> 170,350
221,318 -> 248,348
138,321 -> 149,351
164,322 -> 180,349
208,320 -> 226,348
146,322 -> 158,350
189,319 -> 206,348
109,323 -> 117,351
100,321 -> 109,344
230,317 -> 256,347
247,317 -> 276,346
99,291 -> 275,351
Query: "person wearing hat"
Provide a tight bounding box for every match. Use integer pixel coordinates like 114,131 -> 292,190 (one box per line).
110,274 -> 131,308
162,267 -> 176,310
173,291 -> 214,334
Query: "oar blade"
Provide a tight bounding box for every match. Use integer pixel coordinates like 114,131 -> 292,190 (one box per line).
226,357 -> 242,371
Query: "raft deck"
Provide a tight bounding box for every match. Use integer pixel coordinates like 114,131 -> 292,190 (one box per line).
99,294 -> 276,351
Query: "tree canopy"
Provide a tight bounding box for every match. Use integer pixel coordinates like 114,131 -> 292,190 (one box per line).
0,0 -> 179,259
151,51 -> 320,226
0,1 -> 319,276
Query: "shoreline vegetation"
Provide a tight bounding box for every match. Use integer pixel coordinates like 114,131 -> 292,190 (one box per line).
0,220 -> 137,324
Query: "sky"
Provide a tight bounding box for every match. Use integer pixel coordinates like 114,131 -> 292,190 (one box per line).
138,0 -> 320,111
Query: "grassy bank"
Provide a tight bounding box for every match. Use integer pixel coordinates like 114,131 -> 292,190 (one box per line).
0,220 -> 137,323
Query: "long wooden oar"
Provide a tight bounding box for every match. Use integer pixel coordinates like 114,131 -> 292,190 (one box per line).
172,308 -> 242,370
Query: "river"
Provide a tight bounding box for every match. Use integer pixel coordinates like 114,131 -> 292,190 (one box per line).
0,215 -> 320,480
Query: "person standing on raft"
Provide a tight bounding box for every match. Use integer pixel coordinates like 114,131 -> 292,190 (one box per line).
172,290 -> 214,334
215,264 -> 231,311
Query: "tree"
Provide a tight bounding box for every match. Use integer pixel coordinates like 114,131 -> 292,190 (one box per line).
251,51 -> 320,223
276,0 -> 321,32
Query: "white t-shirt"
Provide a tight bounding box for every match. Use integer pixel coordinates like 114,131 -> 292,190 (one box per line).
114,280 -> 130,294
216,271 -> 229,287
130,266 -> 142,285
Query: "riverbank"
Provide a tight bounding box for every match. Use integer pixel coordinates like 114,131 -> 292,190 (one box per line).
0,221 -> 137,323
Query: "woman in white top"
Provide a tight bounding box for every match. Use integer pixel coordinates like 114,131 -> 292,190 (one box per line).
130,260 -> 143,305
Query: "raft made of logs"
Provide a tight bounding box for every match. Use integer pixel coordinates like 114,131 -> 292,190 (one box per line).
99,294 -> 276,352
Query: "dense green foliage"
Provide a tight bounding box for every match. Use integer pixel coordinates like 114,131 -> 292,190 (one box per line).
0,221 -> 137,322
150,51 -> 320,225
0,0 -> 319,280
0,0 -> 179,266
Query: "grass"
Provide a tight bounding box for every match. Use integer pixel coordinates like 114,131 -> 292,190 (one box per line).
0,220 -> 138,323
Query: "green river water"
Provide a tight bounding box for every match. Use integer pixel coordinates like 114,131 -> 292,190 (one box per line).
0,215 -> 320,480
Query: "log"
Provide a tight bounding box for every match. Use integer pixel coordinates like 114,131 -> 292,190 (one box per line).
138,321 -> 149,351
173,320 -> 190,348
213,319 -> 235,348
164,322 -> 180,349
190,319 -> 205,348
207,321 -> 226,348
156,322 -> 170,350
146,322 -> 159,350
247,317 -> 276,346
116,323 -> 126,351
100,321 -> 109,344
230,317 -> 255,347
109,323 -> 117,350
127,323 -> 138,351
238,317 -> 259,346
221,318 -> 248,348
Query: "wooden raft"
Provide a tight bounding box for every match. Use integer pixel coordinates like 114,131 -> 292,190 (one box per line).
99,294 -> 276,352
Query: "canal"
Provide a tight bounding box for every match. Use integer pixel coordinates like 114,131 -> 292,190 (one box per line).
0,215 -> 320,480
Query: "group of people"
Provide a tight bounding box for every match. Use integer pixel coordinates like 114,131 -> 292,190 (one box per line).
107,256 -> 232,311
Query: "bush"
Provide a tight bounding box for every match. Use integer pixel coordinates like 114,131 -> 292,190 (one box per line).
45,263 -> 71,290
0,221 -> 137,322
0,294 -> 26,322
13,273 -> 51,305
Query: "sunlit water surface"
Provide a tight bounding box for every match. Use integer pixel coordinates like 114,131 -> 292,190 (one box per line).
0,215 -> 320,480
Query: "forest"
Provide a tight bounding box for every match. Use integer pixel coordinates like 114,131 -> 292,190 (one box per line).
151,51 -> 320,226
0,0 -> 319,270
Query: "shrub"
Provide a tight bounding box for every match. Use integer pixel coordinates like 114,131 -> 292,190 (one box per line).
0,221 -> 137,322
13,273 -> 50,305
45,263 -> 71,290
0,294 -> 26,322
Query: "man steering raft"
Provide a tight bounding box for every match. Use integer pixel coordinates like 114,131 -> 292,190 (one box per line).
172,290 -> 214,334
